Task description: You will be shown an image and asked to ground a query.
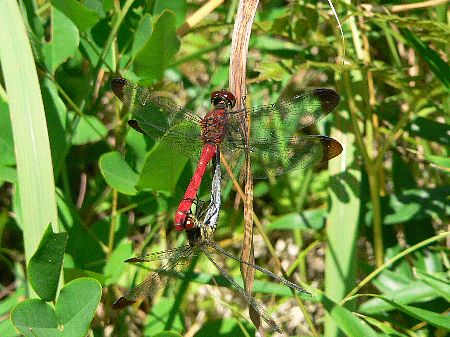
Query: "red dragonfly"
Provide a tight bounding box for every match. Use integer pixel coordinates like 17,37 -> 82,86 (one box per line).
113,153 -> 307,333
111,78 -> 342,231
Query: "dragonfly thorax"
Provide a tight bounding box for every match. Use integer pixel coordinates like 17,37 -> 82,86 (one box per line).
200,109 -> 229,144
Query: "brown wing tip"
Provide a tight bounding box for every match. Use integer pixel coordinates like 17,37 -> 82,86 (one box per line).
111,78 -> 127,101
113,296 -> 136,310
326,138 -> 343,160
125,257 -> 146,263
313,88 -> 340,113
128,120 -> 145,134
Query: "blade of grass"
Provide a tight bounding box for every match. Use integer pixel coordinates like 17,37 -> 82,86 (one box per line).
324,108 -> 361,337
0,1 -> 59,297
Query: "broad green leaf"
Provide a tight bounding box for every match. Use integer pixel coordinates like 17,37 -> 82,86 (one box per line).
11,278 -> 101,337
134,11 -> 180,82
153,0 -> 186,27
359,314 -> 408,337
28,223 -> 68,301
55,278 -> 102,336
359,281 -> 437,314
103,240 -> 133,286
366,187 -> 450,226
415,270 -> 450,302
325,109 -> 361,337
318,292 -> 379,337
266,209 -> 325,231
51,0 -> 104,32
126,127 -> 153,173
0,96 -> 15,165
99,151 -> 139,195
71,114 -> 108,145
0,1 -> 59,297
137,141 -> 188,192
402,29 -> 450,89
132,14 -> 153,58
380,297 -> 450,330
11,299 -> 60,337
42,7 -> 79,74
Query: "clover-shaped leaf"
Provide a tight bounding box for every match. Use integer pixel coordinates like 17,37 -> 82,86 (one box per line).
11,278 -> 101,337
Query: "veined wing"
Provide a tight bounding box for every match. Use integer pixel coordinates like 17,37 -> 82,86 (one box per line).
125,246 -> 194,263
249,135 -> 342,178
207,241 -> 308,294
111,78 -> 203,161
201,246 -> 282,333
228,88 -> 340,137
221,135 -> 342,179
113,245 -> 198,309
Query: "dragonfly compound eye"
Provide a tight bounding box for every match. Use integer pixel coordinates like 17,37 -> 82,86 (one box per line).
210,89 -> 236,108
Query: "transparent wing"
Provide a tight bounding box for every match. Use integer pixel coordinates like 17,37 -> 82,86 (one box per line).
112,78 -> 204,161
201,246 -> 282,333
248,135 -> 342,178
221,89 -> 342,178
113,245 -> 198,309
207,241 -> 308,294
229,88 -> 340,134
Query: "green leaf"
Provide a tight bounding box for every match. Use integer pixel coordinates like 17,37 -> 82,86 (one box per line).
137,141 -> 188,192
318,292 -> 380,337
134,10 -> 180,82
266,209 -> 325,231
0,165 -> 17,183
379,297 -> 450,330
11,278 -> 101,337
41,78 -> 69,176
415,270 -> 450,302
324,110 -> 361,337
103,240 -> 133,286
55,278 -> 102,336
71,115 -> 108,145
132,14 -> 153,58
359,281 -> 437,314
99,151 -> 139,195
425,154 -> 450,169
402,29 -> 450,90
28,223 -> 68,301
51,0 -> 103,32
0,1 -> 59,297
11,299 -> 60,337
153,0 -> 186,27
0,96 -> 15,166
42,7 -> 79,74
407,117 -> 449,146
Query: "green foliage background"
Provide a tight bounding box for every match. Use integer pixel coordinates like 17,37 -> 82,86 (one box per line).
0,0 -> 448,336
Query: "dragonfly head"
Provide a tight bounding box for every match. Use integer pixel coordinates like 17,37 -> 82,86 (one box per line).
211,89 -> 236,109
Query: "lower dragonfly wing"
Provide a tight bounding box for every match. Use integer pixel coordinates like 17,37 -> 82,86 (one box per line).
201,246 -> 282,333
249,135 -> 342,178
113,245 -> 198,309
207,241 -> 309,294
125,246 -> 194,263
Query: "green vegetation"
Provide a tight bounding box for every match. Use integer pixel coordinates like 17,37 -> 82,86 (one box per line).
0,1 -> 448,336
